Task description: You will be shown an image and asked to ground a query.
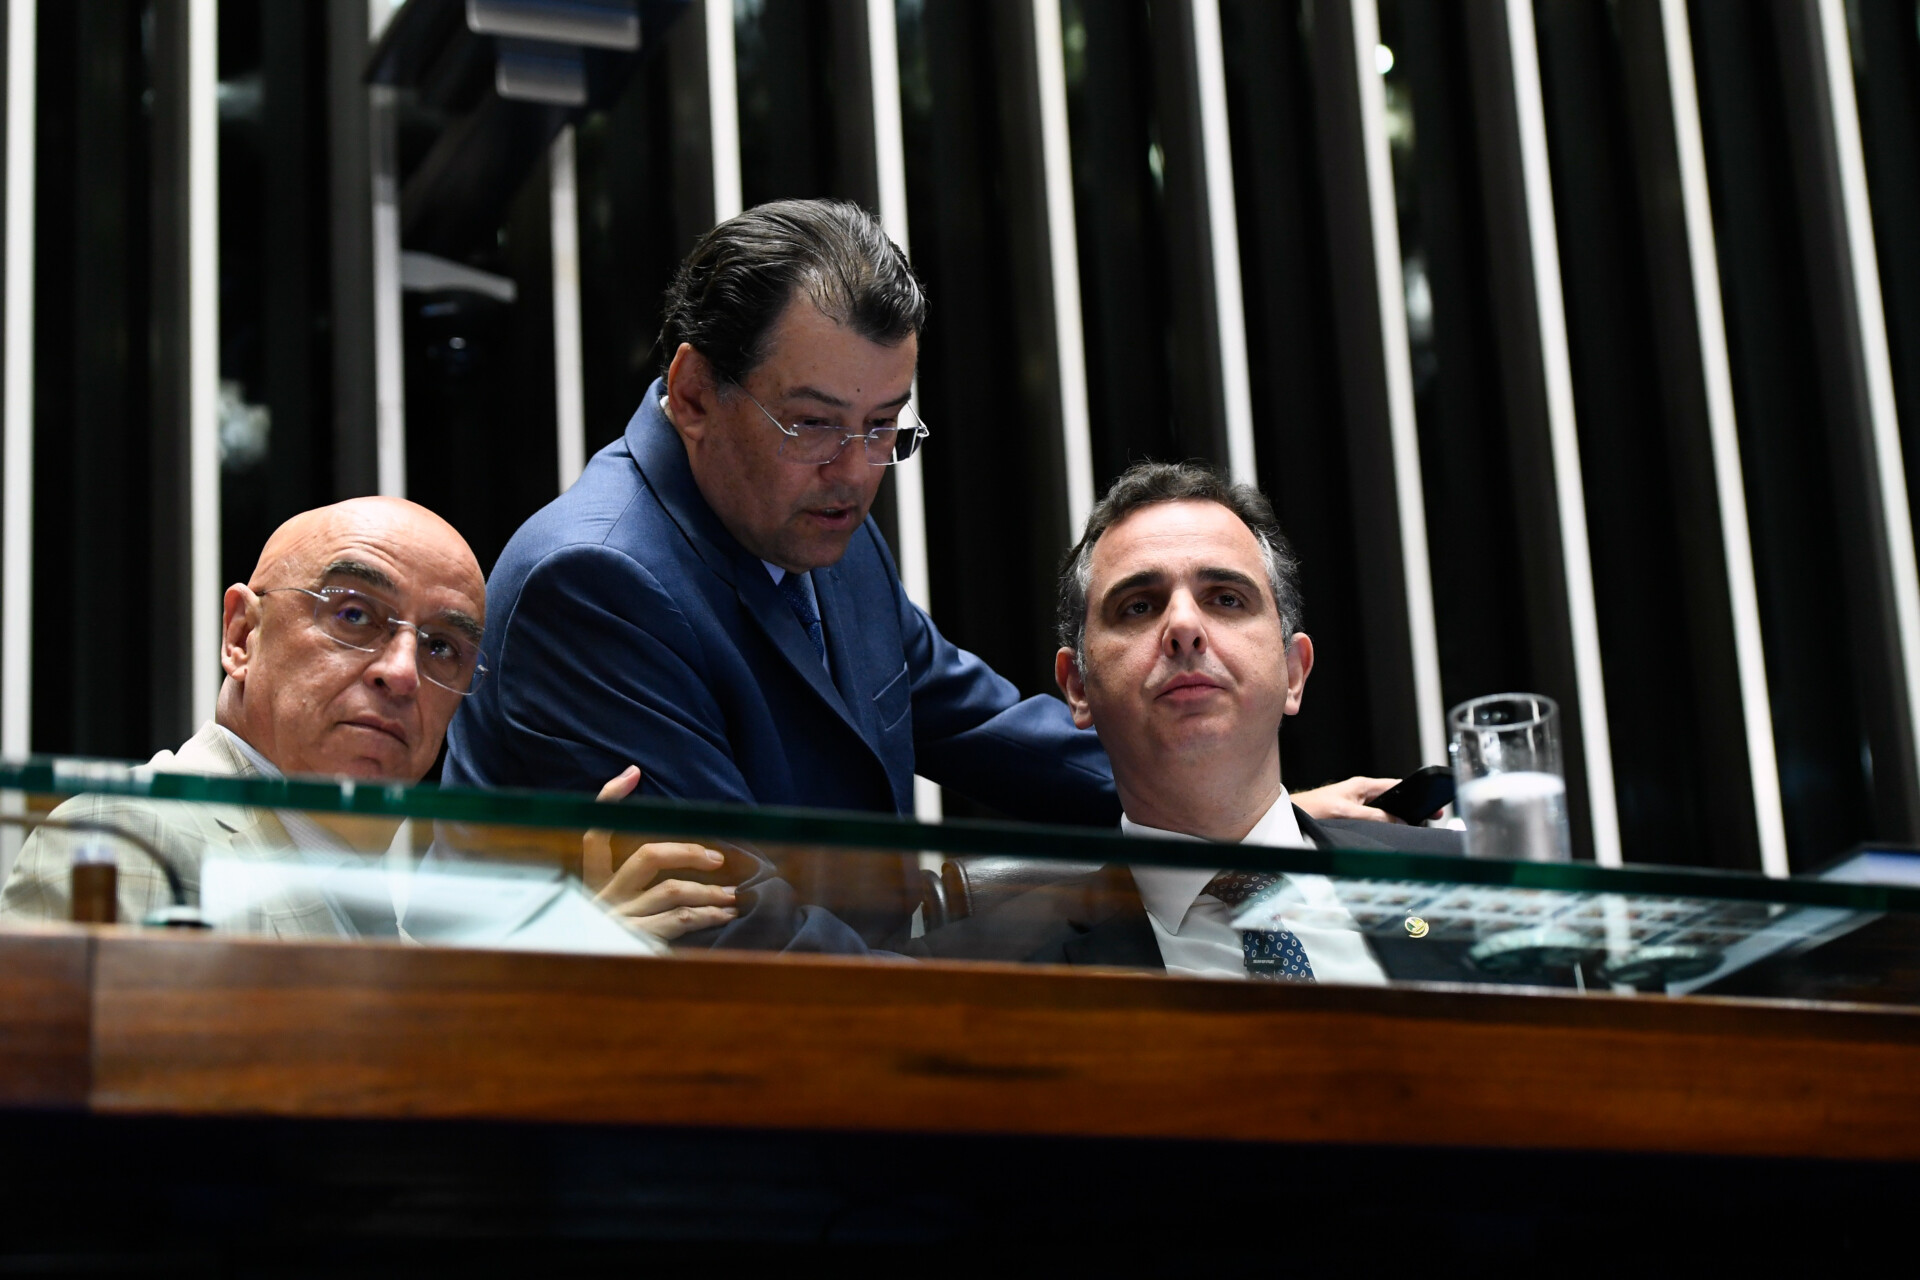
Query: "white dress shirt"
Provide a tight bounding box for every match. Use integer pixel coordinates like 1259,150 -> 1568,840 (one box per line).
1124,792 -> 1387,985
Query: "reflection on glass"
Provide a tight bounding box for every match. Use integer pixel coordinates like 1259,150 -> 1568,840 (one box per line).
2,764 -> 1914,1009
1231,877 -> 1864,994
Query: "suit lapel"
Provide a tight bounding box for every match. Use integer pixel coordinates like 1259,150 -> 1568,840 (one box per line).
625,386 -> 744,589
1295,806 -> 1393,851
170,723 -> 268,836
1296,808 -> 1335,849
1062,910 -> 1164,968
738,566 -> 859,727
623,381 -> 868,739
1059,867 -> 1164,969
158,724 -> 346,937
813,562 -> 891,745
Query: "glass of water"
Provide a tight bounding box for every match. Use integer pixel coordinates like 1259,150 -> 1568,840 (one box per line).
1449,693 -> 1571,862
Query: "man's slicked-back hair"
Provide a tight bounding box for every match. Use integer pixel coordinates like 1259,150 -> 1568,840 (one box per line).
657,198 -> 929,386
1057,461 -> 1302,672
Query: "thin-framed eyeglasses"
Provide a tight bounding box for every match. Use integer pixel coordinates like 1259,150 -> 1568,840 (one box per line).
731,382 -> 931,466
255,586 -> 489,695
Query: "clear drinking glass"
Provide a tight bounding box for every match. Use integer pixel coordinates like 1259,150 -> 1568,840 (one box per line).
1448,693 -> 1571,862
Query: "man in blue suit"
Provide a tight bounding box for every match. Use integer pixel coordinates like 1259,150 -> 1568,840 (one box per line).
444,199 -> 1117,950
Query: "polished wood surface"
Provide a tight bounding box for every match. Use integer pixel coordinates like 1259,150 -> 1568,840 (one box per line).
8,928 -> 1920,1160
0,930 -> 92,1108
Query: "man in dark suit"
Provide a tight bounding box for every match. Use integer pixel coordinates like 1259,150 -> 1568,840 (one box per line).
921,462 -> 1462,978
443,199 -> 1116,950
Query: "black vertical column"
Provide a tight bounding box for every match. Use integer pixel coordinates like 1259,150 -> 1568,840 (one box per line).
897,0 -> 1074,803
576,0 -> 715,453
1689,0 -> 1913,865
1531,0 -> 1773,869
1770,0 -> 1920,844
29,2 -> 158,757
328,0 -> 378,500
1306,0 -> 1440,778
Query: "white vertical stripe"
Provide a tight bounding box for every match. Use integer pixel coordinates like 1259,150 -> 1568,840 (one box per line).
1032,0 -> 1095,535
369,94 -> 405,496
866,0 -> 940,822
888,451 -> 931,611
1503,0 -> 1620,866
1188,0 -> 1256,486
1351,0 -> 1445,763
1659,0 -> 1788,876
707,0 -> 741,221
865,0 -> 930,614
551,126 -> 587,491
369,1 -> 405,496
1817,0 -> 1920,828
867,0 -> 910,251
188,0 -> 220,720
2,0 -> 35,764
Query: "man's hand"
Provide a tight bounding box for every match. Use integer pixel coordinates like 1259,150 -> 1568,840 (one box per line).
1294,776 -> 1406,824
583,765 -> 739,940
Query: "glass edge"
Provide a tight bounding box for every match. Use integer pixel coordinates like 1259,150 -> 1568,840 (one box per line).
7,755 -> 1920,913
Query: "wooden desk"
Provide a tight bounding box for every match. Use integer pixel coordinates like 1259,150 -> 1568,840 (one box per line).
5,927 -> 1919,1160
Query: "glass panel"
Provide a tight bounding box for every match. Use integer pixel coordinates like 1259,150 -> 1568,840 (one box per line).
3,760 -> 1916,1008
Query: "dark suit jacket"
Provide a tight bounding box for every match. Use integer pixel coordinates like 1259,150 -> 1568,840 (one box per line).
443,380 -> 1117,949
916,809 -> 1469,978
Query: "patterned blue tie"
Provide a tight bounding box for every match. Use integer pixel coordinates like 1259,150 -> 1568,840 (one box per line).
1205,870 -> 1316,982
777,571 -> 827,665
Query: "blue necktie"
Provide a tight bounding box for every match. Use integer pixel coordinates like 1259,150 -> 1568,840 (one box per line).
777,571 -> 826,666
1205,870 -> 1316,982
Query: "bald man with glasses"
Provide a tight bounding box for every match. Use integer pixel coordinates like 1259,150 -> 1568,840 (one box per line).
0,497 -> 484,929
1,497 -> 734,942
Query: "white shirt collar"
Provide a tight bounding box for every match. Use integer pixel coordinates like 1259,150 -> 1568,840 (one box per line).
1122,790 -> 1309,935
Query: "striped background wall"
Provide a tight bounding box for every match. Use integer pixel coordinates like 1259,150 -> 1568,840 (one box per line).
5,0 -> 1920,878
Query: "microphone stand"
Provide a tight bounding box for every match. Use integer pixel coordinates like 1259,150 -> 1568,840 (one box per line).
0,812 -> 205,926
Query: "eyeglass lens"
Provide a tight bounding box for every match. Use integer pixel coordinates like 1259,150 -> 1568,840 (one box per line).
782,405 -> 926,465
313,590 -> 483,693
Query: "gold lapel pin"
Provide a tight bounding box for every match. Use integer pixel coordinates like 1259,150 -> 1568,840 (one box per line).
1404,916 -> 1430,938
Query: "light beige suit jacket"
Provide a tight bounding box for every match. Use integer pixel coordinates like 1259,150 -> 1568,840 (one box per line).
0,721 -> 347,937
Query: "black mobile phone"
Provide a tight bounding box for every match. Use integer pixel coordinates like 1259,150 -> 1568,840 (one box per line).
1365,765 -> 1456,823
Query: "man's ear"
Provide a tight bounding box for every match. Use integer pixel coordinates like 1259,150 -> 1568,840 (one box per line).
1055,647 -> 1096,730
1282,632 -> 1314,716
664,342 -> 719,442
221,585 -> 260,682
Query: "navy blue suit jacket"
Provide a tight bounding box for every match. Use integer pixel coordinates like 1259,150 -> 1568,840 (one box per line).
444,381 -> 1118,947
